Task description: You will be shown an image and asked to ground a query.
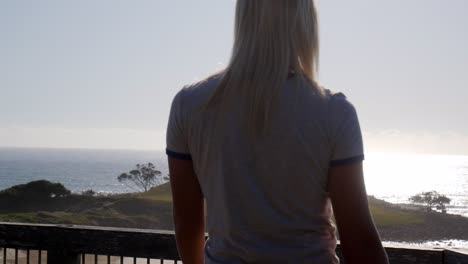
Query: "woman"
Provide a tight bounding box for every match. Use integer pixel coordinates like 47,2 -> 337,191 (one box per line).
166,1 -> 389,263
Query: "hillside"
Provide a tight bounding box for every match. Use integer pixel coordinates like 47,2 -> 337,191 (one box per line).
1,181 -> 467,242
0,181 -> 174,230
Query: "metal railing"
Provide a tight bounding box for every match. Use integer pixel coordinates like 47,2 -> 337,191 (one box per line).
1,222 -> 467,264
1,248 -> 173,264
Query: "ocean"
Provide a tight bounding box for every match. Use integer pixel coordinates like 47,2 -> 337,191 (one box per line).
0,148 -> 467,218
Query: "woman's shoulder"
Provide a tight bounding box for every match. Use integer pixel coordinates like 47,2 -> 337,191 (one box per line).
181,72 -> 223,95
298,78 -> 349,102
171,72 -> 224,115
174,72 -> 222,103
318,86 -> 345,100
312,87 -> 359,123
319,87 -> 355,108
320,89 -> 361,135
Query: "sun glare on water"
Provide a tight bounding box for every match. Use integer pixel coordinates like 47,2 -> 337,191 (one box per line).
363,152 -> 468,216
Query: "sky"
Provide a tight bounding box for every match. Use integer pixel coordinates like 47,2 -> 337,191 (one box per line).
1,0 -> 467,155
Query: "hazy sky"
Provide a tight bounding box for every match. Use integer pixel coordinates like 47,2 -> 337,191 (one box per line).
1,0 -> 467,155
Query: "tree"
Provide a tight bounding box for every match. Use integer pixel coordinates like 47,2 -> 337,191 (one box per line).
409,191 -> 451,213
118,163 -> 168,192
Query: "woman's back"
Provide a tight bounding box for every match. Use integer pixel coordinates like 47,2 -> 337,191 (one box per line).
166,74 -> 364,263
167,1 -> 388,263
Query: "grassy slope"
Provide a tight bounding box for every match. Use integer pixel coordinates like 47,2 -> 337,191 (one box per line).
368,196 -> 424,226
1,183 -> 467,242
0,183 -> 175,229
138,182 -> 173,202
139,184 -> 426,226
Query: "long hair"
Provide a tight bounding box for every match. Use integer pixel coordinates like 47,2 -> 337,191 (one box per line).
205,0 -> 320,139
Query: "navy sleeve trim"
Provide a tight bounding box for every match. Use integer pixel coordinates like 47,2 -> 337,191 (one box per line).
330,155 -> 365,167
166,149 -> 192,160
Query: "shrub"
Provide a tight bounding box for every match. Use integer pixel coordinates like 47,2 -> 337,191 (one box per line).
81,189 -> 96,196
0,180 -> 71,200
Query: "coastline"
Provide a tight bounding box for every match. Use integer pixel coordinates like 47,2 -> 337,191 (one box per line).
1,148 -> 467,218
1,181 -> 467,250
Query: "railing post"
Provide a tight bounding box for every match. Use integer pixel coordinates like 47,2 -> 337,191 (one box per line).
47,250 -> 80,264
444,249 -> 468,264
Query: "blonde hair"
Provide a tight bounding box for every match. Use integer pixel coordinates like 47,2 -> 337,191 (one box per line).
206,0 -> 320,139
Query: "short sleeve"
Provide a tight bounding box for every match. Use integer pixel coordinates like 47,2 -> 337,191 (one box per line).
329,93 -> 364,167
166,89 -> 192,160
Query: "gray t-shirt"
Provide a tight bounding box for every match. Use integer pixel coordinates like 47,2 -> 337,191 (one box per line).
166,74 -> 364,264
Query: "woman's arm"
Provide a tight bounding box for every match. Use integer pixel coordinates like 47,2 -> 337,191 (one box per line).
168,157 -> 205,264
328,161 -> 389,264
